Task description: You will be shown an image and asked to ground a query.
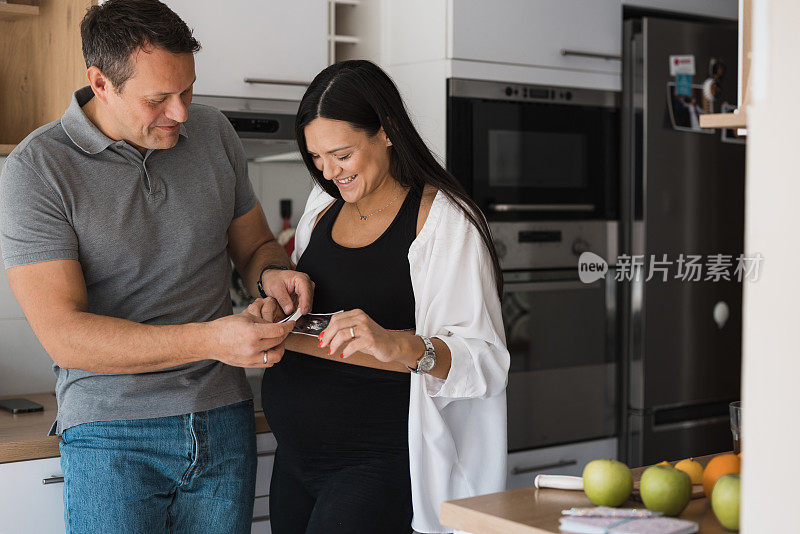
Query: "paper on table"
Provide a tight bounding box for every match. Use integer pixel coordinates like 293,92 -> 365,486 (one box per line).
558,516 -> 698,534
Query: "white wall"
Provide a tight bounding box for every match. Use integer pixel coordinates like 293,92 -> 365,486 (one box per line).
0,157 -> 314,396
741,1 -> 800,532
248,160 -> 315,235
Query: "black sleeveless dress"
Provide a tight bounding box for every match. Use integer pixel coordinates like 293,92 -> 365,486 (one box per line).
261,190 -> 420,534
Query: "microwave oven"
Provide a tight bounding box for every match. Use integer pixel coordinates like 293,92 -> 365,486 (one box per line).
447,78 -> 620,221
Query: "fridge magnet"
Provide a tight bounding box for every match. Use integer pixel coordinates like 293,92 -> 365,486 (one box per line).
666,82 -> 714,134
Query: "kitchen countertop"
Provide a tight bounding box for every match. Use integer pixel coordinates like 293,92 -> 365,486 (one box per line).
0,392 -> 270,464
440,454 -> 731,534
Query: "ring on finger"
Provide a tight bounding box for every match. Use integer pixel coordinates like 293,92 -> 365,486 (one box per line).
350,326 -> 356,339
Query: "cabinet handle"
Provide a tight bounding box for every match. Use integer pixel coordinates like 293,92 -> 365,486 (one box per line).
488,203 -> 595,212
560,49 -> 622,61
42,476 -> 64,485
511,459 -> 577,475
244,77 -> 309,87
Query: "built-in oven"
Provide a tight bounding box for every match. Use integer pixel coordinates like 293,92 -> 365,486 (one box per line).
493,220 -> 619,451
447,78 -> 620,220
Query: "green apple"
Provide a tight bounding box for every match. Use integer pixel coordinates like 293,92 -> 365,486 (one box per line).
711,474 -> 740,530
582,459 -> 633,507
639,465 -> 692,516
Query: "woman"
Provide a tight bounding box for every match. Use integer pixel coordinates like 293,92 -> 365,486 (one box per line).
260,60 -> 509,534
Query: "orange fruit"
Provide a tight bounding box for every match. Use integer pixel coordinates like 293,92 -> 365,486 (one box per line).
702,454 -> 741,498
675,458 -> 704,485
657,460 -> 670,466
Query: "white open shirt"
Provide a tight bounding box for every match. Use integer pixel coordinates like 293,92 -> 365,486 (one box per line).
292,185 -> 510,533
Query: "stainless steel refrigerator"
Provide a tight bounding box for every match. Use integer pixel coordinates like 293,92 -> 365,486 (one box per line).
620,17 -> 745,467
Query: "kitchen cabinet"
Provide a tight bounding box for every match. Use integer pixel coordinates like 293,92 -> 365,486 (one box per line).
506,437 -> 617,490
0,456 -> 65,532
0,391 -> 276,532
450,0 -> 622,76
0,0 -> 95,155
164,0 -> 328,101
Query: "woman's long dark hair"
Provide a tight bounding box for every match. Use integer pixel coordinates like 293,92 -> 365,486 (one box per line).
295,60 -> 503,297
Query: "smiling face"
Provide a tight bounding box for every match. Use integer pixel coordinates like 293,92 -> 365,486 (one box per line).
99,45 -> 195,152
303,117 -> 394,204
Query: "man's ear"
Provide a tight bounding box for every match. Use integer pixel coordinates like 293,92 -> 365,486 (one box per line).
87,66 -> 114,105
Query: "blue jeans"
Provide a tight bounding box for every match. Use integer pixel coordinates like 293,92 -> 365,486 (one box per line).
59,400 -> 256,534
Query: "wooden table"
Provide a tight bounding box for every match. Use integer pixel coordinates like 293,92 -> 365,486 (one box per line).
0,392 -> 270,464
441,454 -> 729,534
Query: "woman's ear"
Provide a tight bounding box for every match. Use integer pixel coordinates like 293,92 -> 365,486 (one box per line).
378,127 -> 392,147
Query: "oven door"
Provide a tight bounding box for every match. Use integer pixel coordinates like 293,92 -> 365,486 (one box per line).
503,269 -> 617,451
448,94 -> 618,221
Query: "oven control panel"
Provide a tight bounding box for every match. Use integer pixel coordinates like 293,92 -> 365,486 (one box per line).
490,220 -> 618,271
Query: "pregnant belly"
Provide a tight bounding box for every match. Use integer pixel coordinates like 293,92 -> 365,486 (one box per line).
261,350 -> 410,458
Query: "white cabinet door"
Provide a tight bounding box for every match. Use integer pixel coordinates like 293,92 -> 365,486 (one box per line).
165,0 -> 328,100
450,0 -> 621,75
0,457 -> 65,532
506,438 -> 617,490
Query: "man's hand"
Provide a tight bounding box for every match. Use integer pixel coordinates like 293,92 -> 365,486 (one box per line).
246,297 -> 286,323
260,269 -> 315,315
204,310 -> 294,368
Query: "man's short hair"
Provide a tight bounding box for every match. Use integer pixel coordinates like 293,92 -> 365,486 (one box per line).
80,0 -> 201,92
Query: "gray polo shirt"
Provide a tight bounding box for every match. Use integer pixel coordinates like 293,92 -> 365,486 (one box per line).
0,87 -> 257,434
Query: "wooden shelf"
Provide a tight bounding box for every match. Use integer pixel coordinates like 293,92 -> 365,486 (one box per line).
699,108 -> 748,129
0,3 -> 40,21
0,144 -> 17,156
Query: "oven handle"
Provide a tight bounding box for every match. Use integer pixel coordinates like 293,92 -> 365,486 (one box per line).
504,279 -> 602,292
489,203 -> 596,213
560,49 -> 622,61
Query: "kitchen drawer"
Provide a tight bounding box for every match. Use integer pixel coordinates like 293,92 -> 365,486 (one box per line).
256,432 -> 277,454
255,437 -> 276,498
253,495 -> 270,519
450,0 -> 621,75
506,437 -> 617,490
251,516 -> 272,534
0,456 -> 65,532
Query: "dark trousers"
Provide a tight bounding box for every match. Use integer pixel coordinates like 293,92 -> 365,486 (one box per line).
269,448 -> 413,534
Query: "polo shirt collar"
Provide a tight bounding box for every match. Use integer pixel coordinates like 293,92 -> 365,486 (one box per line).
61,86 -> 189,155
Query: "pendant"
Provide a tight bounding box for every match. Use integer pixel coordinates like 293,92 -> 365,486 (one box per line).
360,215 -> 368,221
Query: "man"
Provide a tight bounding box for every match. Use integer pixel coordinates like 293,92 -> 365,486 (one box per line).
0,1 -> 312,532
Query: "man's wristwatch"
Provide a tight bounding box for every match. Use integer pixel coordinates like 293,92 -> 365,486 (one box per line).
406,336 -> 436,374
256,264 -> 289,298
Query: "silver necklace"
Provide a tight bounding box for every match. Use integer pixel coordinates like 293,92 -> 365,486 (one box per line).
354,189 -> 403,221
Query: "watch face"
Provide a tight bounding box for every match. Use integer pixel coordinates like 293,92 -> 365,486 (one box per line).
419,355 -> 436,373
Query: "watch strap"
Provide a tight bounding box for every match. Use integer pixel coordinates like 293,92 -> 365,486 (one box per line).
256,264 -> 290,298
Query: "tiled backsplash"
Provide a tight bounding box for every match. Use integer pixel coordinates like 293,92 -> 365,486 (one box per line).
0,157 -> 314,396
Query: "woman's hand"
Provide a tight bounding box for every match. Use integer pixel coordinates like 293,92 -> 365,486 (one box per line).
319,309 -> 405,362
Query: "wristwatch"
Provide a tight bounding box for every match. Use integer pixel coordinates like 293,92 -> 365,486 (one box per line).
256,264 -> 289,298
406,336 -> 436,374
